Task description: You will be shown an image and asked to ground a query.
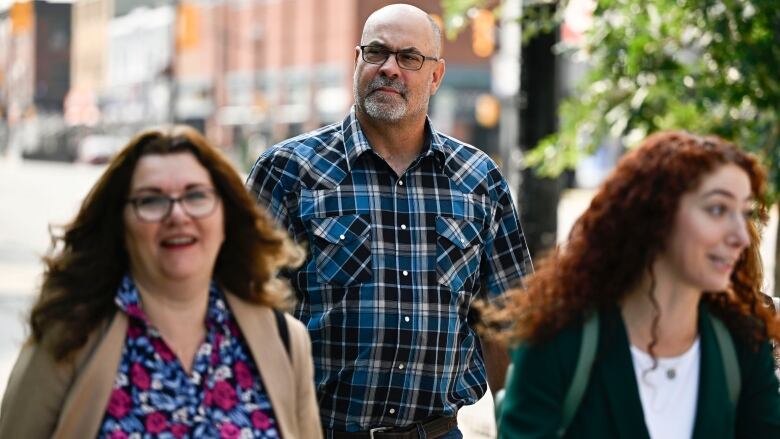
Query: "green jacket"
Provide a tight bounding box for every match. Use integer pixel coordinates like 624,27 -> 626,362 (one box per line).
498,305 -> 780,438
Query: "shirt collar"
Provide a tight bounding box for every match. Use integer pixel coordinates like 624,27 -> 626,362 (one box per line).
114,274 -> 229,327
341,106 -> 451,173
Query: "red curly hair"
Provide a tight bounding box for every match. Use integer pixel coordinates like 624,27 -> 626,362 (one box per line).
502,130 -> 780,347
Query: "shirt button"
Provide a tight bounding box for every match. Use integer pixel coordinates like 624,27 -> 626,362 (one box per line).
398,180 -> 404,186
389,408 -> 396,414
398,363 -> 405,370
402,270 -> 408,276
404,316 -> 410,322
400,224 -> 407,230
339,234 -> 346,240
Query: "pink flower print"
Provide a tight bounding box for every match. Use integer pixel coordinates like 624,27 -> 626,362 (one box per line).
108,430 -> 128,439
171,423 -> 189,438
151,338 -> 175,362
252,410 -> 271,430
106,388 -> 132,418
145,411 -> 168,434
127,324 -> 142,339
204,388 -> 213,406
125,304 -> 144,319
234,361 -> 254,389
130,362 -> 150,390
219,422 -> 241,439
212,380 -> 237,411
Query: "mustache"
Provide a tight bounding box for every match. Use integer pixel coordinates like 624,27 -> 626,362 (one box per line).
368,77 -> 407,97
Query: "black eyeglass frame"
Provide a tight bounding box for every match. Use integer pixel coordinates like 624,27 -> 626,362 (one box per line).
359,45 -> 439,71
126,187 -> 220,223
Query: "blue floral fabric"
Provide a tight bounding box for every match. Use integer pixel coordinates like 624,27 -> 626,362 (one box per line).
98,275 -> 281,439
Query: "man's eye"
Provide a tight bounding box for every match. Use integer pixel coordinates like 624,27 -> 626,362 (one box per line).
366,47 -> 386,55
400,53 -> 420,61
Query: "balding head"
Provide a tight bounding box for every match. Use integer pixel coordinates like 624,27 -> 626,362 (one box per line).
361,4 -> 442,58
353,4 -> 446,126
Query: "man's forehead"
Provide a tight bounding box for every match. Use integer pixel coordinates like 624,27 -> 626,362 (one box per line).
361,18 -> 434,51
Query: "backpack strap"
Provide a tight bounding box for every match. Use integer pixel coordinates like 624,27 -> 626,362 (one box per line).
558,311 -> 599,437
710,314 -> 741,407
273,308 -> 291,361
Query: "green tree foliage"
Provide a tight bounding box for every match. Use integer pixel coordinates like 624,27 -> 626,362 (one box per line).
446,0 -> 779,197
532,0 -> 779,201
443,0 -> 780,286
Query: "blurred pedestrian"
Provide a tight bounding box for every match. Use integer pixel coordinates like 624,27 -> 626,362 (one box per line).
496,131 -> 780,438
246,3 -> 531,437
0,126 -> 322,438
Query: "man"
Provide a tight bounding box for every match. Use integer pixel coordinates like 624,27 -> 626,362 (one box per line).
247,4 -> 531,437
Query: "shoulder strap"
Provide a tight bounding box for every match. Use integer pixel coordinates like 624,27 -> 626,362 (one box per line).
273,309 -> 291,361
558,311 -> 599,437
710,314 -> 741,407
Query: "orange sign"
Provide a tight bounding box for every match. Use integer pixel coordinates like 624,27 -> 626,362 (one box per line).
471,9 -> 495,58
10,2 -> 34,35
176,3 -> 200,50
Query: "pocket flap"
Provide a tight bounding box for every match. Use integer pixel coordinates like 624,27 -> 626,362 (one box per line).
311,215 -> 370,244
436,216 -> 483,249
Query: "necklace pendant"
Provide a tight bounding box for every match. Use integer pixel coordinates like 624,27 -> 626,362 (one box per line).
666,368 -> 676,379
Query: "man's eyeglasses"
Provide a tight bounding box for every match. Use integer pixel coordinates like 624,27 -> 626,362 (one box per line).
359,45 -> 439,71
127,187 -> 219,222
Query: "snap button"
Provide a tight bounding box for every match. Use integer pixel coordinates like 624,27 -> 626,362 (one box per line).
339,234 -> 346,240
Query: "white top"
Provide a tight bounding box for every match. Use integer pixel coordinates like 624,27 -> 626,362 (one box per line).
630,337 -> 701,439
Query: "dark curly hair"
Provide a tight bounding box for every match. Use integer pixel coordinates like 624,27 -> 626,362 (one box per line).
500,130 -> 780,348
30,126 -> 303,361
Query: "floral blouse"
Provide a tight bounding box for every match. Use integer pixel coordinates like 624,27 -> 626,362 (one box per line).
98,276 -> 282,438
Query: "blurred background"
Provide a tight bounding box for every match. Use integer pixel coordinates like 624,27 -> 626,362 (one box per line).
1,0 -> 778,436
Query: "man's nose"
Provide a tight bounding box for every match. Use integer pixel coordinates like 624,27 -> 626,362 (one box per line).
378,54 -> 401,78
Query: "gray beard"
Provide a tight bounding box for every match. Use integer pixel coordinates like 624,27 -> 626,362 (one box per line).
363,93 -> 407,122
354,77 -> 408,123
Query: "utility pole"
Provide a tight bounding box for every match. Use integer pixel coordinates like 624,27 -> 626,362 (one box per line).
517,0 -> 562,258
493,0 -> 522,201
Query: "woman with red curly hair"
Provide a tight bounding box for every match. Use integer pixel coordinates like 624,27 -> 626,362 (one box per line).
497,131 -> 780,438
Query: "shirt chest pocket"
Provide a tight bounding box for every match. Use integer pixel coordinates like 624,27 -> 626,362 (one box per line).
310,214 -> 372,286
436,216 -> 484,294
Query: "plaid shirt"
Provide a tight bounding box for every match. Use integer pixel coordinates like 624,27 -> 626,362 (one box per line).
247,108 -> 531,431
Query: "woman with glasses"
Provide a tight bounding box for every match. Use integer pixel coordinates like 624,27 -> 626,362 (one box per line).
0,126 -> 322,438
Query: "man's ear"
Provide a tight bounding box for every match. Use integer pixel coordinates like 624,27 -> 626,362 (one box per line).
354,46 -> 361,69
430,59 -> 446,96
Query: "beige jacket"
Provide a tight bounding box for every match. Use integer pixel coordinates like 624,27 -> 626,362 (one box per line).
0,293 -> 322,439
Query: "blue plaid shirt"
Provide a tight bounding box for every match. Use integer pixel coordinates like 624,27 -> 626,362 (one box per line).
247,108 -> 531,431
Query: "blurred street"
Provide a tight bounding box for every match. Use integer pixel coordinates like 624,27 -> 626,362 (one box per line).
0,157 -> 104,402
0,157 -> 776,438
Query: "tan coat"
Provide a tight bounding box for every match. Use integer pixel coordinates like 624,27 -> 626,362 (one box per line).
0,293 -> 322,439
